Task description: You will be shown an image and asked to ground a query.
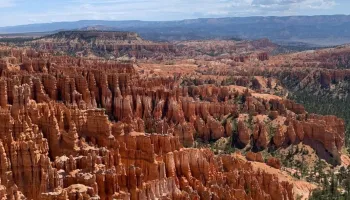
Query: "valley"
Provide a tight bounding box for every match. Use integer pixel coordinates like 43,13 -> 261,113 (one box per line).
0,30 -> 349,199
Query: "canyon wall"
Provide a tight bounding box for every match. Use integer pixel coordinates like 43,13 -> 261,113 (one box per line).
0,47 -> 344,199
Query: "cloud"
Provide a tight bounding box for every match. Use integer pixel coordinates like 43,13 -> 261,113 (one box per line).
68,0 -> 336,19
251,0 -> 336,9
0,0 -> 341,26
210,0 -> 336,16
0,0 -> 15,8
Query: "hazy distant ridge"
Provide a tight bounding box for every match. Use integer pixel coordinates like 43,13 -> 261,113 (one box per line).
1,15 -> 350,46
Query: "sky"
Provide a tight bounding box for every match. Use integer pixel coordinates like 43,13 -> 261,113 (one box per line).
0,0 -> 349,27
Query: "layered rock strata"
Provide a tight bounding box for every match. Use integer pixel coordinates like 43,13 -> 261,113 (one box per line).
0,48 -> 345,199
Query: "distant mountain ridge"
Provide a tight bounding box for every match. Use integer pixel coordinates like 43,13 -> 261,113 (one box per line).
26,30 -> 174,59
42,30 -> 143,41
78,25 -> 118,31
1,15 -> 350,46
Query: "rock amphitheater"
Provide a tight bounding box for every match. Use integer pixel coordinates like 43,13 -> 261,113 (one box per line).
0,38 -> 348,200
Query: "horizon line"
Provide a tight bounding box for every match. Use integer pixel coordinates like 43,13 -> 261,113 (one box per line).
1,14 -> 349,28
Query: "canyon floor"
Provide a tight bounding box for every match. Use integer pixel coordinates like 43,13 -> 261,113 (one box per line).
0,31 -> 349,199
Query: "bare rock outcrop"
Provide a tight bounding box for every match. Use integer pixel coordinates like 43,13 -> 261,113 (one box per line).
0,47 -> 344,200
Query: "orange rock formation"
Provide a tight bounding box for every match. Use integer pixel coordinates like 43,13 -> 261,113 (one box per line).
0,46 -> 344,200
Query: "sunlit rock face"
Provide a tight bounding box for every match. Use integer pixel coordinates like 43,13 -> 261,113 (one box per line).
0,44 -> 345,200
